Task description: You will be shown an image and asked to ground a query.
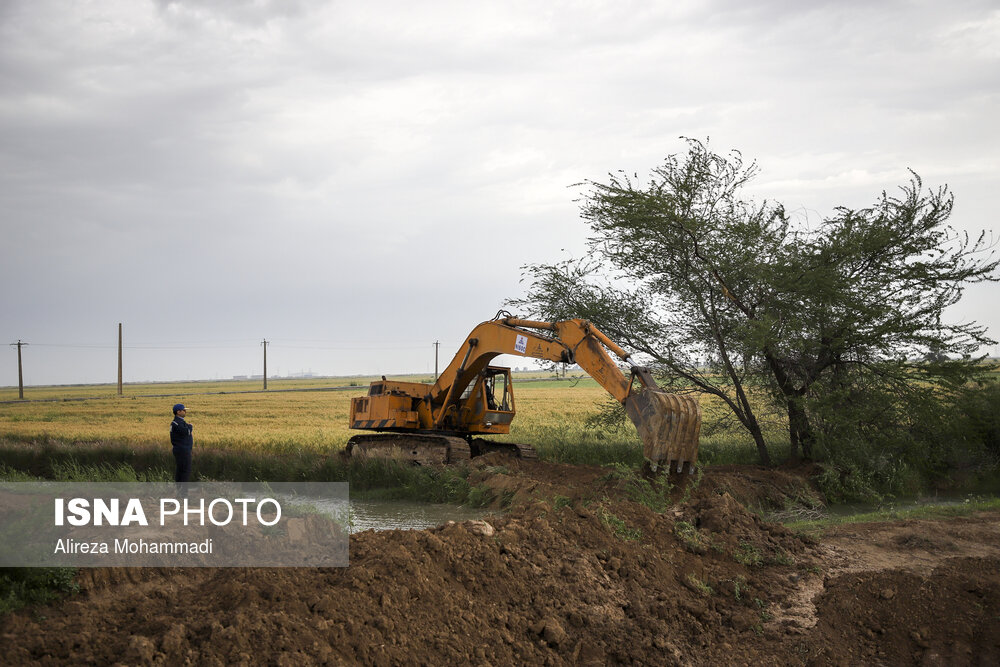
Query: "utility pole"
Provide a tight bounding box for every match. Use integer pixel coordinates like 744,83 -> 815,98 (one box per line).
433,340 -> 440,380
261,339 -> 269,390
117,323 -> 123,397
9,340 -> 27,400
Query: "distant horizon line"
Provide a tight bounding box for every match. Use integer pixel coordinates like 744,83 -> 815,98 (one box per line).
0,366 -> 565,390
3,355 -> 995,392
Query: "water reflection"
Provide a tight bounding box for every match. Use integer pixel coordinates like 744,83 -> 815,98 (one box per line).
278,494 -> 490,533
349,499 -> 487,533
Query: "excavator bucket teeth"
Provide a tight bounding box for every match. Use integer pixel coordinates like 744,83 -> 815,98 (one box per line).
624,390 -> 701,473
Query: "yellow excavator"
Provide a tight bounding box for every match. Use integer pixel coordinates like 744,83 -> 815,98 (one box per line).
347,314 -> 701,474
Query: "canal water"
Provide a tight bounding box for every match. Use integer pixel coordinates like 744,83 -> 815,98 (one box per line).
281,494 -> 488,534
348,499 -> 488,533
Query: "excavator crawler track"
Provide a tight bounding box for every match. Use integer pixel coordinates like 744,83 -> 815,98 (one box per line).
469,438 -> 538,460
346,433 -> 471,466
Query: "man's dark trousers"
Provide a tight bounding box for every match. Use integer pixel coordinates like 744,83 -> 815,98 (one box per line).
173,446 -> 192,483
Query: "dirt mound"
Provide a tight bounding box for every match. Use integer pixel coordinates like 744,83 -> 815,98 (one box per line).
806,557 -> 1000,665
2,461 -> 999,666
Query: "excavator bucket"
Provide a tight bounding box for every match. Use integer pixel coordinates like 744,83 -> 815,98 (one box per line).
624,389 -> 701,474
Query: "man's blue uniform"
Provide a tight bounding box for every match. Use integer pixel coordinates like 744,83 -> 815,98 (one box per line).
170,409 -> 193,483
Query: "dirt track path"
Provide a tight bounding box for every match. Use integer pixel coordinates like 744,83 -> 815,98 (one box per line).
821,511 -> 1000,576
767,511 -> 1000,666
769,511 -> 1000,630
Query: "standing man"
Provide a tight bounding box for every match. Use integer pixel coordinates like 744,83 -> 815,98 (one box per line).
170,403 -> 194,484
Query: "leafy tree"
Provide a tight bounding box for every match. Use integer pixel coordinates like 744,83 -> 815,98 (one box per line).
513,139 -> 999,468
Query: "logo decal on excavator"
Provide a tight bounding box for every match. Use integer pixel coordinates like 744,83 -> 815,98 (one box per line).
514,334 -> 527,354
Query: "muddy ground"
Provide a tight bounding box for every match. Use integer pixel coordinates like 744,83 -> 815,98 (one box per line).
2,457 -> 999,666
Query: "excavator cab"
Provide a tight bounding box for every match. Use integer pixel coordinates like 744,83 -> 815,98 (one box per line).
482,367 -> 512,411
459,366 -> 515,434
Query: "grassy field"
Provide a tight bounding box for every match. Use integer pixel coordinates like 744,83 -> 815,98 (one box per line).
783,496 -> 1000,535
0,375 -> 415,403
0,375 -> 661,511
0,373 -> 775,467
0,374 -> 604,451
0,372 -> 784,529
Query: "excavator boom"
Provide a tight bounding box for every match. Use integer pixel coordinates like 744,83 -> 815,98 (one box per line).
348,315 -> 700,473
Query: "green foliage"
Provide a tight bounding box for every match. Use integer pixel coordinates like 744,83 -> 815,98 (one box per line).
0,464 -> 39,481
730,575 -> 747,602
600,462 -> 671,512
678,465 -> 705,505
49,459 -> 172,482
732,541 -> 763,566
783,495 -> 1000,531
812,379 -> 1000,503
466,485 -> 496,508
597,506 -> 642,540
344,459 -> 475,504
955,379 -> 1000,457
525,425 -> 643,467
0,568 -> 79,614
767,550 -> 795,566
0,439 -> 487,505
674,520 -> 709,554
685,573 -> 714,596
513,137 -> 999,485
583,396 -> 629,432
552,495 -> 572,511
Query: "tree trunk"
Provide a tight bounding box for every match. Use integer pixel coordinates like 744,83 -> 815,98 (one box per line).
749,421 -> 771,466
763,351 -> 817,462
788,422 -> 800,462
787,398 -> 815,460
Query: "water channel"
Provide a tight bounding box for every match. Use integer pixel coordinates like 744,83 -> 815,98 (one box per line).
283,494 -> 489,534
348,499 -> 488,533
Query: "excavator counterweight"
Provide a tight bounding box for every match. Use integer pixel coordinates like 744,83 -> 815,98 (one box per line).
346,315 -> 700,473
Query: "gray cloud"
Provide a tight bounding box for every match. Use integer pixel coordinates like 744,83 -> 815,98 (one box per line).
1,0 -> 997,384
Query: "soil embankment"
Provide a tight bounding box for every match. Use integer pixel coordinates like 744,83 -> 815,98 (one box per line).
2,457 -> 999,665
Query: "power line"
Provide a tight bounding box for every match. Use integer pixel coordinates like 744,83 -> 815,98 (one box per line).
26,341 -> 458,351
273,344 -> 436,351
29,343 -> 116,349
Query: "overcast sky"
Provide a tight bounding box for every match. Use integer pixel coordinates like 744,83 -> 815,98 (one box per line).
2,0 -> 998,385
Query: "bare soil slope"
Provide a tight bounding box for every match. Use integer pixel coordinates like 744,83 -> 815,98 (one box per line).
2,458 -> 998,666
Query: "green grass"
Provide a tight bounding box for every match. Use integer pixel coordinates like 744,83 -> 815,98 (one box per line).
783,496 -> 1000,532
0,438 -> 493,505
523,427 -> 644,467
697,433 -> 792,466
597,505 -> 642,541
674,520 -> 709,554
732,541 -> 764,567
2,373 -> 995,504
0,374 -> 436,402
599,462 -> 672,512
0,371 -> 567,403
685,573 -> 714,596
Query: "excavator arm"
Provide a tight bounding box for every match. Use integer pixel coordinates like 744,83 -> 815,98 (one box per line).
428,316 -> 701,473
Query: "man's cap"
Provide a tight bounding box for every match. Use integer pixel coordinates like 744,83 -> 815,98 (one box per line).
173,403 -> 186,413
